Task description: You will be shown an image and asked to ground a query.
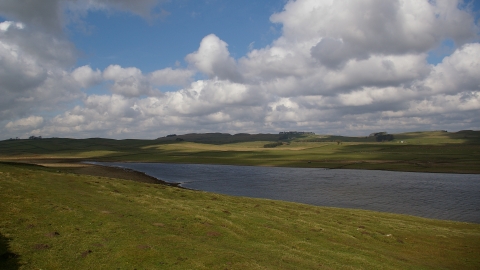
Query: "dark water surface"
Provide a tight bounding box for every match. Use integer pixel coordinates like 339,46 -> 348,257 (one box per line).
92,162 -> 480,223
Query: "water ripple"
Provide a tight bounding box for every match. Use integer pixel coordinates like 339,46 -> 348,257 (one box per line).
93,162 -> 480,223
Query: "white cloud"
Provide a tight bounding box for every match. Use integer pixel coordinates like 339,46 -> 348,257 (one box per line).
102,65 -> 194,97
0,19 -> 82,123
83,94 -> 139,119
324,54 -> 431,92
29,79 -> 269,138
139,79 -> 263,117
5,115 -> 44,131
149,68 -> 194,87
71,65 -> 102,88
424,43 -> 480,95
103,65 -> 154,97
0,21 -> 24,31
186,34 -> 243,82
1,0 -> 479,139
271,0 -> 477,69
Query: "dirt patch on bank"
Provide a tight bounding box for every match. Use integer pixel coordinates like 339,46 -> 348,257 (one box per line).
69,163 -> 182,187
69,164 -> 163,184
1,158 -> 180,187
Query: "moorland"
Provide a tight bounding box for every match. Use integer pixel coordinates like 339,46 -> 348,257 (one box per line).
0,130 -> 479,269
1,130 -> 480,174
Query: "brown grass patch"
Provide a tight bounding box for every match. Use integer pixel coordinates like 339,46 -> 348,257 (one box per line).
80,250 -> 92,258
33,244 -> 50,250
45,232 -> 60,237
207,231 -> 221,237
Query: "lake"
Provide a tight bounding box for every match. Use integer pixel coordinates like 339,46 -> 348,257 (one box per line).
91,162 -> 480,223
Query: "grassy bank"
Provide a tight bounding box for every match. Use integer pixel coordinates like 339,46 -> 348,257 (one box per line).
1,162 -> 479,269
1,130 -> 479,174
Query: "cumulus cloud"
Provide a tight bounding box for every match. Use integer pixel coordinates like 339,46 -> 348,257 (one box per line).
0,0 -> 170,138
0,0 -> 168,34
0,20 -> 83,123
424,43 -> 480,95
29,78 -> 269,138
149,68 -> 194,87
103,65 -> 151,97
323,54 -> 431,92
0,0 -> 170,119
1,0 -> 479,139
72,65 -> 102,88
186,34 -> 243,82
102,65 -> 194,97
5,115 -> 44,131
271,0 -> 477,69
0,22 -> 47,95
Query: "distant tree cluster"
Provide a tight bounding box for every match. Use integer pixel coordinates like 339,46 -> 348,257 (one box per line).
368,132 -> 387,137
29,136 -> 42,140
368,132 -> 394,142
375,134 -> 394,142
264,142 -> 283,148
279,131 -> 315,135
279,131 -> 315,140
166,134 -> 177,137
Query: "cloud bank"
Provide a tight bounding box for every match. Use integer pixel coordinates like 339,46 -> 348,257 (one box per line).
1,0 -> 479,139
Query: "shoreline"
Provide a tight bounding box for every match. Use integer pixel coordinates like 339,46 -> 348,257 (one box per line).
84,159 -> 480,175
1,159 -> 183,188
3,157 -> 480,176
3,159 -> 479,223
81,161 -> 185,188
1,160 -> 479,269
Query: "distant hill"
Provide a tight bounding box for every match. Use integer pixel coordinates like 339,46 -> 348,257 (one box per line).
156,133 -> 281,144
1,130 -> 479,173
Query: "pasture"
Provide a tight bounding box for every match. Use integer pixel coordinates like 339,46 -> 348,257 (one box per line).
1,130 -> 479,173
0,162 -> 479,269
1,130 -> 479,269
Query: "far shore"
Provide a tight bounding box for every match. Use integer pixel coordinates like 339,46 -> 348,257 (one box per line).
2,156 -> 480,186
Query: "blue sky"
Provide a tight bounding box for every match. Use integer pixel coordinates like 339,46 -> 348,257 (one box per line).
0,0 -> 479,139
72,0 -> 285,73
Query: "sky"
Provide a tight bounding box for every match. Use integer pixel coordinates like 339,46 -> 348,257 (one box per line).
0,0 -> 479,140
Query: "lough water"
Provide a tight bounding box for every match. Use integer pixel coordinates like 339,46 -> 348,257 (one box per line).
92,162 -> 480,223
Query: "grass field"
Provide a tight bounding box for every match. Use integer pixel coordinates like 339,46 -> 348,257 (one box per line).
1,130 -> 479,173
1,130 -> 479,269
1,162 -> 479,269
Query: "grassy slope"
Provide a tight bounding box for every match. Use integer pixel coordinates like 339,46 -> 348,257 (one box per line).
1,162 -> 479,269
1,130 -> 479,173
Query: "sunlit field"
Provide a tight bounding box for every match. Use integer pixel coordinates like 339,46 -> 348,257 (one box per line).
1,130 -> 479,269
1,162 -> 479,269
1,130 -> 479,173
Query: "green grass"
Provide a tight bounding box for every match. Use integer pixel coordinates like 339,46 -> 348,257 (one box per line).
2,130 -> 479,173
1,162 -> 479,269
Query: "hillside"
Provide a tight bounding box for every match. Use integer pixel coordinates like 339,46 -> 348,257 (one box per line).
1,162 -> 479,269
1,130 -> 479,174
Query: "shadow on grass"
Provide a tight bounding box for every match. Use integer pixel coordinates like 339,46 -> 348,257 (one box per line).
0,233 -> 20,270
447,130 -> 480,144
156,133 -> 282,145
